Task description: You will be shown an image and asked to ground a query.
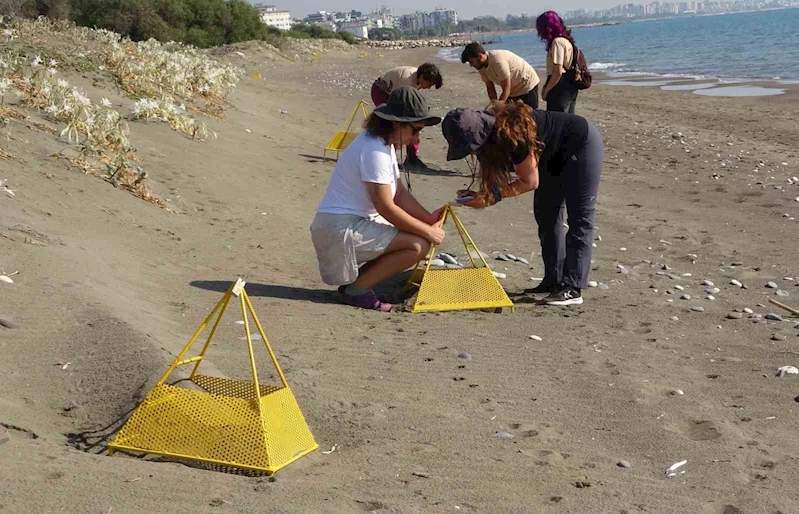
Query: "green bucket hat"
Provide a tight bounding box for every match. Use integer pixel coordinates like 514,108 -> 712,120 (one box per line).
373,86 -> 442,126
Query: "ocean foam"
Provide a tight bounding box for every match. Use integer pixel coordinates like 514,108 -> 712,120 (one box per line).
588,62 -> 627,71
661,82 -> 719,91
601,79 -> 682,87
693,85 -> 785,97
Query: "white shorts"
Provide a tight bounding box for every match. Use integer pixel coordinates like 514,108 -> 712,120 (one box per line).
310,212 -> 399,286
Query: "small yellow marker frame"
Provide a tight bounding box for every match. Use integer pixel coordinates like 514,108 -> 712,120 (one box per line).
108,279 -> 318,475
323,100 -> 370,160
405,206 -> 514,313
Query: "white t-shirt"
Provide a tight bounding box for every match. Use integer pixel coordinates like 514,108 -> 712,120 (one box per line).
317,132 -> 400,218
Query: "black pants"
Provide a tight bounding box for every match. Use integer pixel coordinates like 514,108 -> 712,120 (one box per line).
533,121 -> 603,290
508,86 -> 539,109
545,75 -> 578,113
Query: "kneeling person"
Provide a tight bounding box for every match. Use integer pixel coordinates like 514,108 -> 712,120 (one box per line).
311,87 -> 446,312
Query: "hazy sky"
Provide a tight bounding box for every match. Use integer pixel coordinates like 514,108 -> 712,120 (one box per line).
265,0 -> 622,20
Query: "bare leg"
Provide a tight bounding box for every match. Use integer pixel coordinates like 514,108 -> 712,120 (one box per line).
353,231 -> 430,290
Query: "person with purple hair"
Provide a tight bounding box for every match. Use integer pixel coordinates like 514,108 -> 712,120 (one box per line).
537,11 -> 579,113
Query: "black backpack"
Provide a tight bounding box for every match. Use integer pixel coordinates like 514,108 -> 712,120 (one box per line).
568,43 -> 592,90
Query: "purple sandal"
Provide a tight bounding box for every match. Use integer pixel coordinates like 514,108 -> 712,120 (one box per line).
338,286 -> 393,312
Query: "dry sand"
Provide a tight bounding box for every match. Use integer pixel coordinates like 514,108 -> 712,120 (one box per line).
2,39 -> 799,514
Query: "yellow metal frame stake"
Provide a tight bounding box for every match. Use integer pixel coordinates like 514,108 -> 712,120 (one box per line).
323,100 -> 370,160
405,205 -> 514,313
108,278 -> 318,475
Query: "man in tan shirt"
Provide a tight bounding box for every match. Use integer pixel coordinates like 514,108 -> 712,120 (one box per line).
461,43 -> 540,109
370,63 -> 443,168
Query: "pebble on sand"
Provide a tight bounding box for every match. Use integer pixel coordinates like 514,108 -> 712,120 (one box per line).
702,280 -> 715,287
680,294 -> 692,300
765,313 -> 784,321
588,281 -> 598,288
771,334 -> 787,341
726,312 -> 743,319
0,275 -> 14,284
529,335 -> 542,342
0,318 -> 19,329
670,316 -> 680,321
675,285 -> 685,291
743,308 -> 754,314
617,460 -> 632,469
707,295 -> 716,301
690,306 -> 705,312
496,254 -> 510,262
492,272 -> 507,279
516,257 -> 530,265
776,290 -> 790,297
495,432 -> 514,439
767,282 -> 778,289
730,279 -> 744,288
670,389 -> 685,396
458,352 -> 472,361
429,259 -> 446,267
776,366 -> 799,377
438,253 -> 458,265
599,283 -> 610,290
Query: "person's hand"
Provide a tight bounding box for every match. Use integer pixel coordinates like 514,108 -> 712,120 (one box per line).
456,189 -> 478,199
426,216 -> 445,245
542,89 -> 549,101
428,205 -> 446,224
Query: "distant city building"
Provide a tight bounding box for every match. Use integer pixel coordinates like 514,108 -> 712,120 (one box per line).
256,5 -> 292,31
369,6 -> 396,29
398,8 -> 458,33
564,0 -> 798,22
304,11 -> 328,24
312,20 -> 338,32
340,21 -> 369,39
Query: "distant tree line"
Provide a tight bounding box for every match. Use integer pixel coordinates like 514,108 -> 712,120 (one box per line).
0,0 -> 355,48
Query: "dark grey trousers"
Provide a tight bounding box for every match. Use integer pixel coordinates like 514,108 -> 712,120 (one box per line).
546,77 -> 578,113
533,121 -> 603,290
508,86 -> 539,109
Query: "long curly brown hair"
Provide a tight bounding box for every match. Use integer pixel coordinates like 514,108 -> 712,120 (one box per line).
475,101 -> 543,194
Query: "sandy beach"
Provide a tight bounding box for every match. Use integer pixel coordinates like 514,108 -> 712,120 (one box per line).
2,30 -> 799,514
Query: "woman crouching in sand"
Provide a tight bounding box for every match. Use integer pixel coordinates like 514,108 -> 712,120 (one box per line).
441,102 -> 603,306
311,86 -> 446,312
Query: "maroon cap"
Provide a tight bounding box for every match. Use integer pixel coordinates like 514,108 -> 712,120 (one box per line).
441,108 -> 496,161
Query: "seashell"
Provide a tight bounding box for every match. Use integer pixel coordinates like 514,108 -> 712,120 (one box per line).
516,257 -> 529,265
429,259 -> 446,267
730,279 -> 743,288
0,275 -> 13,284
492,272 -> 506,279
529,335 -> 542,341
665,460 -> 688,478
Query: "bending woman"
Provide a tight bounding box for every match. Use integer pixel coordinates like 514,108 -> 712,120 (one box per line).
441,102 -> 603,306
311,86 -> 445,312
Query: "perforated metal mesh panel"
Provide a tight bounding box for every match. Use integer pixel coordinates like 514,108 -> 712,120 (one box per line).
108,282 -> 318,475
324,131 -> 358,152
324,101 -> 369,155
406,206 -> 514,313
192,375 -> 281,400
411,267 -> 513,313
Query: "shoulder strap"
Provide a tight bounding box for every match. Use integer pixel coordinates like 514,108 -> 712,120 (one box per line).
570,42 -> 579,70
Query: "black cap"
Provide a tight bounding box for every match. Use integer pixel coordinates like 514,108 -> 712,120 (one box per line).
373,86 -> 441,126
441,108 -> 496,161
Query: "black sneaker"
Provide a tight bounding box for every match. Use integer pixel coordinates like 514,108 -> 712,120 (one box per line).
523,281 -> 557,296
543,287 -> 583,306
